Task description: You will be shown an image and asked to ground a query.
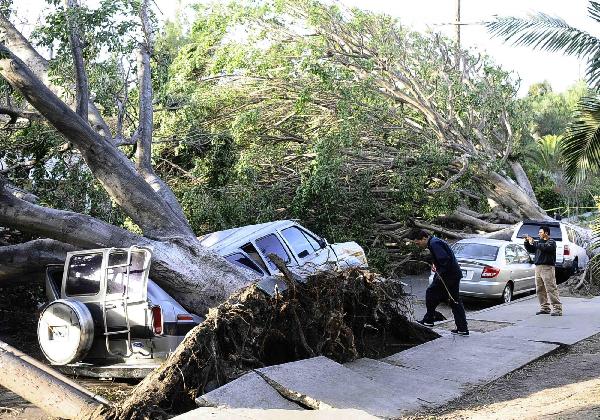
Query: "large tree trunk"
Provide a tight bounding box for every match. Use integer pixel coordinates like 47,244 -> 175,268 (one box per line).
509,160 -> 538,205
0,239 -> 77,282
478,171 -> 550,221
0,182 -> 255,315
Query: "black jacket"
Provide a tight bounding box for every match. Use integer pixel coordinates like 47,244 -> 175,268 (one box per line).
524,238 -> 556,266
428,236 -> 462,284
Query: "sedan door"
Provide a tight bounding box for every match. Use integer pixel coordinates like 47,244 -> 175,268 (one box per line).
505,244 -> 531,293
512,245 -> 536,293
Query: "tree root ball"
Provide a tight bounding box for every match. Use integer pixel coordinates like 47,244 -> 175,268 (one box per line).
91,267 -> 439,420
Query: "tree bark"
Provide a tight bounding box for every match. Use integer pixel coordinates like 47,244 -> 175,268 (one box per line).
411,219 -> 476,239
479,171 -> 550,221
443,207 -> 511,232
0,340 -> 107,419
64,0 -> 89,120
0,239 -> 78,282
509,160 -> 538,205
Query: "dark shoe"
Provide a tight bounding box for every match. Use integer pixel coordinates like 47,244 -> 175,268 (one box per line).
536,310 -> 551,315
417,319 -> 434,327
551,312 -> 562,317
451,329 -> 469,336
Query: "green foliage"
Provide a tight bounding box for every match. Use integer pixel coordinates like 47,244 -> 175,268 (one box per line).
523,81 -> 587,137
147,0 -> 531,274
563,94 -> 600,181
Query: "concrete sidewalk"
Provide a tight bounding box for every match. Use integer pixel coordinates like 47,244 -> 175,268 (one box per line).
175,295 -> 600,419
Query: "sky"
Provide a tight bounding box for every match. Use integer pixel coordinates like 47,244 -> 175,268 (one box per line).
13,0 -> 596,95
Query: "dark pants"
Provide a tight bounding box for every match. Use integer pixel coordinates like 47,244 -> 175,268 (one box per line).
423,278 -> 468,332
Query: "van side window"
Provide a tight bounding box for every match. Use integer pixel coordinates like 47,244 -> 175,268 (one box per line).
66,253 -> 103,296
241,243 -> 269,273
281,227 -> 316,258
255,234 -> 292,271
225,252 -> 264,275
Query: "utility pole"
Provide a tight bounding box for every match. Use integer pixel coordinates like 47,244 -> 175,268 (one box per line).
455,0 -> 461,70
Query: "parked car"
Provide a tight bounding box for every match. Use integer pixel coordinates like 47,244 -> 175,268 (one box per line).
510,219 -> 589,281
40,246 -> 202,379
199,220 -> 368,280
428,238 -> 535,303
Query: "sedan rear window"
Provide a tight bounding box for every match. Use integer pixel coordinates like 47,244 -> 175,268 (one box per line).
453,243 -> 499,261
517,224 -> 562,241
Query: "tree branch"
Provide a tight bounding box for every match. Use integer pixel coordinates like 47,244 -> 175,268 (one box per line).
0,239 -> 78,283
0,183 -> 147,249
0,13 -> 110,136
136,0 -> 153,174
0,44 -> 194,239
64,0 -> 89,120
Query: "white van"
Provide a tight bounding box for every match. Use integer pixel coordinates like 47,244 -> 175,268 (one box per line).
510,219 -> 589,281
199,220 -> 368,288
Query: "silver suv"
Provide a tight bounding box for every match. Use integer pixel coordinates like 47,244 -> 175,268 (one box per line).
41,247 -> 202,379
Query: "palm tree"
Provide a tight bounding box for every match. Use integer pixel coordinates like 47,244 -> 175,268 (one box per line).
487,1 -> 600,181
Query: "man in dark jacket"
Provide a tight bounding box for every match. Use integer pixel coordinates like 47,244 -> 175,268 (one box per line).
409,229 -> 469,336
524,225 -> 562,316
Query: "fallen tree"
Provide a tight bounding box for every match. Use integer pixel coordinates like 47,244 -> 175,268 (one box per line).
0,1 -> 255,314
83,263 -> 437,420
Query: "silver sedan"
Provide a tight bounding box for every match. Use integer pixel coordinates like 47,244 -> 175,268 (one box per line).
428,238 -> 536,303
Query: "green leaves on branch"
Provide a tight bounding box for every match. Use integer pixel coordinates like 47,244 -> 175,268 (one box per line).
563,94 -> 600,182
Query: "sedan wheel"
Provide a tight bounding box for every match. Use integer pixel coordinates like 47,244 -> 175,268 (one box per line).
502,283 -> 513,303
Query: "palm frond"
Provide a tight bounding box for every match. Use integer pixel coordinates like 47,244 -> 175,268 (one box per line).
588,1 -> 600,24
486,14 -> 600,58
562,94 -> 600,182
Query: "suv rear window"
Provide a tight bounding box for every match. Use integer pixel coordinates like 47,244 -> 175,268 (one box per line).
453,243 -> 499,261
66,253 -> 103,296
517,224 -> 562,241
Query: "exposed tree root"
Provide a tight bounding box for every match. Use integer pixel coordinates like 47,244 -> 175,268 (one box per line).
84,267 -> 438,420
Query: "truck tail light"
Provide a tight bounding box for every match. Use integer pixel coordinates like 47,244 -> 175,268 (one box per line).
151,305 -> 163,335
481,266 -> 500,278
564,245 -> 570,256
177,314 -> 194,321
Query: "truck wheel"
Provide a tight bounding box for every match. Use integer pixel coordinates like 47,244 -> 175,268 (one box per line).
38,299 -> 94,365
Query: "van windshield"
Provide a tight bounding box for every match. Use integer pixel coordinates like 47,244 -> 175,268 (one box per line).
517,224 -> 562,241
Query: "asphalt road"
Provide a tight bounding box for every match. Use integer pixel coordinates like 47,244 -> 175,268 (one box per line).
402,272 -> 534,324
